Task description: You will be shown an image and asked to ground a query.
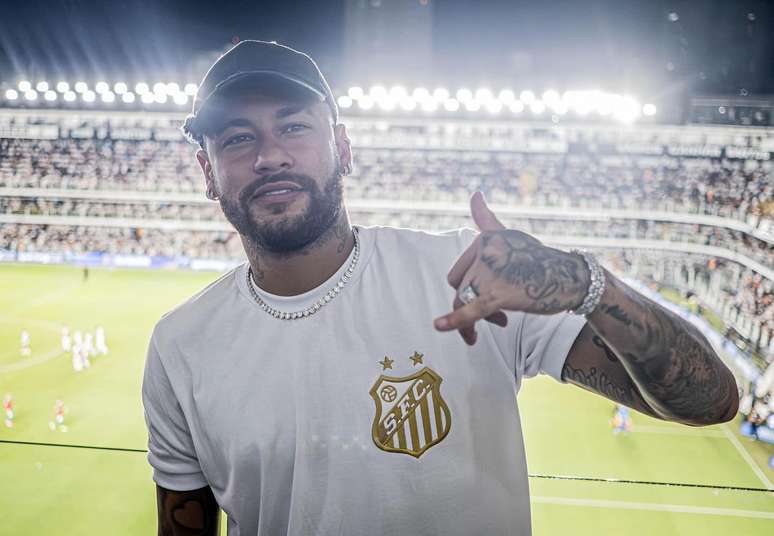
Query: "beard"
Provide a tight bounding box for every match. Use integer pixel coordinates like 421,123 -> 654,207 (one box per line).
217,163 -> 344,254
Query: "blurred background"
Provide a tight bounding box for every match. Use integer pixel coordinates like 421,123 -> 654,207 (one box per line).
0,1 -> 773,534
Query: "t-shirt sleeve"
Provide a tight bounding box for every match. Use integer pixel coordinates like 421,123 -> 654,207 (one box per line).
518,312 -> 587,382
142,332 -> 208,491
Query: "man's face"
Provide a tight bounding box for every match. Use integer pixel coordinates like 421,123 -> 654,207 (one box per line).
197,89 -> 350,254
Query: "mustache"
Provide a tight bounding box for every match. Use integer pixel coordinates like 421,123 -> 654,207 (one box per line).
238,173 -> 319,205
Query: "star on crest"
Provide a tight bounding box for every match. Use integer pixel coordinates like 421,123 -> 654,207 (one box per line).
409,351 -> 424,366
379,356 -> 394,370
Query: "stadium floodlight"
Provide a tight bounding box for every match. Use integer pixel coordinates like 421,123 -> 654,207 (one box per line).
498,89 -> 515,104
122,92 -> 136,104
347,86 -> 364,99
154,92 -> 168,104
63,91 -> 76,102
456,88 -> 473,102
464,99 -> 481,112
519,90 -> 536,104
153,82 -> 167,95
613,96 -> 640,123
337,95 -> 353,109
95,81 -> 109,93
399,96 -> 417,111
485,100 -> 503,114
552,101 -> 569,115
389,85 -> 408,99
420,99 -> 438,112
74,81 -> 88,93
412,87 -> 430,101
141,92 -> 155,104
114,82 -> 128,94
443,98 -> 460,112
4,89 -> 19,100
184,83 -> 198,96
173,92 -> 189,105
432,88 -> 450,101
474,88 -> 493,103
166,82 -> 180,94
542,89 -> 560,104
24,90 -> 38,101
18,80 -> 32,92
101,91 -> 116,103
44,90 -> 57,101
135,82 -> 150,94
36,81 -> 49,92
56,81 -> 69,93
642,103 -> 657,116
509,101 -> 525,113
357,95 -> 374,110
530,100 -> 546,114
377,96 -> 396,111
369,85 -> 387,99
82,90 -> 96,103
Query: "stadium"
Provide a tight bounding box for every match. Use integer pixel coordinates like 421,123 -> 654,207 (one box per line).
0,1 -> 773,535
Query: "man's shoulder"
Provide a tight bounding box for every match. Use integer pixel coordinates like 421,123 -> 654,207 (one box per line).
363,225 -> 477,253
153,265 -> 242,339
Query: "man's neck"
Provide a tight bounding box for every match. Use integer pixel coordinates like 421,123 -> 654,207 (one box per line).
243,214 -> 355,296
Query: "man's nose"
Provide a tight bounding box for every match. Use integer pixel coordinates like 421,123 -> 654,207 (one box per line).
253,140 -> 292,175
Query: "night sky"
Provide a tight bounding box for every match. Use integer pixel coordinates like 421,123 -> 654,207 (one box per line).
0,0 -> 771,96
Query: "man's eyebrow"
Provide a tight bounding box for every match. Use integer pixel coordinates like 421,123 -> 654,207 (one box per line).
275,104 -> 311,119
211,118 -> 254,137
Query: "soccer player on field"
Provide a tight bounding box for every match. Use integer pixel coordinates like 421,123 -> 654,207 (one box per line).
95,325 -> 109,355
142,41 -> 739,535
3,393 -> 14,428
20,329 -> 31,357
61,326 -> 71,353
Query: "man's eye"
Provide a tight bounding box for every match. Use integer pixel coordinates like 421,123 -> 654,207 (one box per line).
223,134 -> 252,147
282,123 -> 309,135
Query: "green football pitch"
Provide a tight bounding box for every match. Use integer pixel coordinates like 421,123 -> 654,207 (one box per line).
1,263 -> 772,535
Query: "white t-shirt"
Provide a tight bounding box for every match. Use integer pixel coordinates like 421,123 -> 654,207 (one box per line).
142,226 -> 586,536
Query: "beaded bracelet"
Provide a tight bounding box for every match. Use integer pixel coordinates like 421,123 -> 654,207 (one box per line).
569,249 -> 606,317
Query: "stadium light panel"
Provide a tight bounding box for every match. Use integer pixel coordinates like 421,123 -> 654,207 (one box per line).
184,83 -> 198,96
530,100 -> 546,114
420,99 -> 438,112
337,95 -> 353,108
63,91 -> 76,102
347,86 -> 364,99
122,92 -> 136,104
4,89 -> 19,100
643,103 -> 657,116
389,86 -> 408,99
456,89 -> 473,102
82,90 -> 96,103
485,100 -> 503,114
24,90 -> 38,101
101,91 -> 116,103
173,93 -> 189,105
542,90 -> 560,104
509,101 -> 525,113
135,82 -> 150,94
141,92 -> 155,104
475,88 -> 493,103
166,83 -> 180,94
357,96 -> 374,110
56,81 -> 69,93
399,97 -> 417,111
36,81 -> 49,92
412,87 -> 429,101
552,101 -> 569,115
153,82 -> 167,95
369,85 -> 388,99
114,82 -> 128,94
519,90 -> 536,104
432,88 -> 450,101
154,93 -> 168,104
498,89 -> 515,104
464,100 -> 481,112
443,99 -> 460,112
74,82 -> 88,93
18,80 -> 31,92
95,81 -> 109,93
44,90 -> 57,101
377,97 -> 396,111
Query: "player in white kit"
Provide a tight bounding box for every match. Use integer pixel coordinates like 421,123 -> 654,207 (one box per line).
20,329 -> 31,357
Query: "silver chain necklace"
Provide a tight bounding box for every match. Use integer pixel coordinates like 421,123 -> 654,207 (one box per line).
246,228 -> 360,320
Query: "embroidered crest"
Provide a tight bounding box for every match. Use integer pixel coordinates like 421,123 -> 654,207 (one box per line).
370,366 -> 451,458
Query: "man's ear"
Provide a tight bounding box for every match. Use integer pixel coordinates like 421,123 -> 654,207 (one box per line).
196,149 -> 216,195
334,124 -> 353,174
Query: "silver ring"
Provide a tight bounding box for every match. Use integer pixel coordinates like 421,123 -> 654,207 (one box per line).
458,284 -> 478,305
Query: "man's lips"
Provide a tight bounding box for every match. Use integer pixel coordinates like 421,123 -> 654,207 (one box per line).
250,180 -> 304,200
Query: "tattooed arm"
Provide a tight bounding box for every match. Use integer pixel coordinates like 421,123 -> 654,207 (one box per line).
156,485 -> 220,536
563,271 -> 739,426
436,193 -> 739,426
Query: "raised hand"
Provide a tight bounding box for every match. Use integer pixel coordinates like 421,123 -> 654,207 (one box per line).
434,192 -> 590,345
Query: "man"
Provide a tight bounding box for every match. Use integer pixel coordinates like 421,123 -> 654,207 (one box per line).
142,40 -> 738,536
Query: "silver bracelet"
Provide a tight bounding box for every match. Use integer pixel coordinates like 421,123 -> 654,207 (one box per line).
569,249 -> 606,317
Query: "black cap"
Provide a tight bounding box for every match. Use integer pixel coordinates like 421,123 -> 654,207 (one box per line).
183,40 -> 338,144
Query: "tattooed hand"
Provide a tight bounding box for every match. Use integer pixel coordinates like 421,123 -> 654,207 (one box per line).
434,192 -> 591,344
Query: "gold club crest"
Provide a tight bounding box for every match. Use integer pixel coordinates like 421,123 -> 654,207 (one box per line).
370,365 -> 451,458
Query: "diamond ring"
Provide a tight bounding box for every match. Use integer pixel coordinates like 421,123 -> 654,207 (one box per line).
458,284 -> 479,305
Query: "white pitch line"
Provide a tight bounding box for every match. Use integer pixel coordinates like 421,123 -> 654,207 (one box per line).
721,423 -> 774,494
0,347 -> 63,374
531,496 -> 774,519
633,425 -> 726,438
